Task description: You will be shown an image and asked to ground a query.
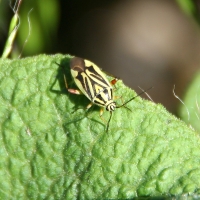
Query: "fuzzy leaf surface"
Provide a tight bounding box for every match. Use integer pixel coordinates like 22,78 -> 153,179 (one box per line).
0,54 -> 200,199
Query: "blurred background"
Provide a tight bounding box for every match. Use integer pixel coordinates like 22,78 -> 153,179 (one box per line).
1,0 -> 200,113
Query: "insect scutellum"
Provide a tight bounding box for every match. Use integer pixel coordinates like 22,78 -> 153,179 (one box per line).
61,56 -> 151,132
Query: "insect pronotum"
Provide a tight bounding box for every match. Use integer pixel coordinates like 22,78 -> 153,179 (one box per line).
61,57 -> 151,132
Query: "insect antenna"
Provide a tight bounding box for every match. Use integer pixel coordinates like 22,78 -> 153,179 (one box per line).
116,87 -> 153,108
106,111 -> 113,132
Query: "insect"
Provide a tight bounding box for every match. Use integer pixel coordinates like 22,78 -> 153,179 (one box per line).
61,57 -> 150,132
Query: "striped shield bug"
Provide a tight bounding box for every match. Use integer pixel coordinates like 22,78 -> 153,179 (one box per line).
60,57 -> 151,132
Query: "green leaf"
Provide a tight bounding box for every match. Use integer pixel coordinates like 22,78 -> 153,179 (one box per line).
0,54 -> 200,199
179,72 -> 200,133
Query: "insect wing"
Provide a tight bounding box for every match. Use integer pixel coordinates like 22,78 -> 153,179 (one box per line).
71,59 -> 113,105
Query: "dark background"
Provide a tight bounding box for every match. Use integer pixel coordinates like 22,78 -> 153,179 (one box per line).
1,0 -> 200,113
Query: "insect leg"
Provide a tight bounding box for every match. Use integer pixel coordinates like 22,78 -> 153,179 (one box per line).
110,78 -> 119,89
106,111 -> 112,132
55,62 -> 82,95
68,88 -> 82,95
71,101 -> 93,115
99,107 -> 111,131
101,68 -> 119,88
86,102 -> 93,109
99,107 -> 107,123
110,78 -> 119,86
62,73 -> 82,95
